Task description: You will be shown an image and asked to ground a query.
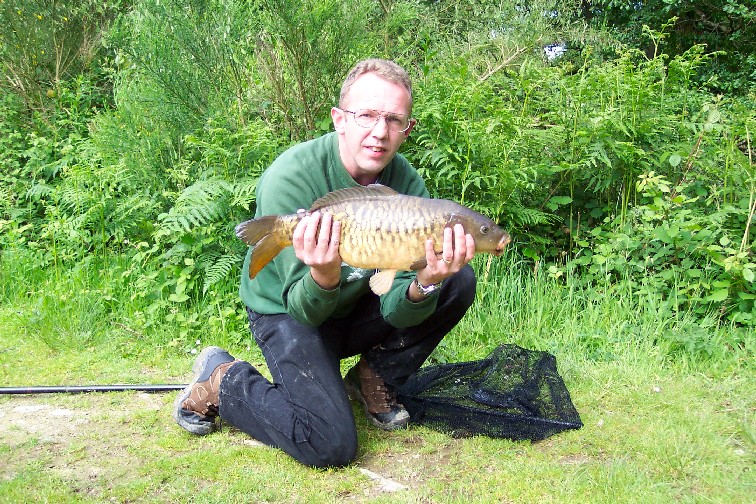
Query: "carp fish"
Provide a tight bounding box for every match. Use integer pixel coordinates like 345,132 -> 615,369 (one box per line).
235,184 -> 511,295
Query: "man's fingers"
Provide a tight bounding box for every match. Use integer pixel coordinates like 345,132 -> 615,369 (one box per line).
465,232 -> 475,261
441,226 -> 453,263
317,212 -> 332,249
329,219 -> 342,252
452,224 -> 475,264
453,224 -> 466,256
303,211 -> 320,246
425,238 -> 437,263
292,215 -> 308,248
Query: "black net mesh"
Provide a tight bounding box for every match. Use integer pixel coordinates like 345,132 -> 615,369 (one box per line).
396,344 -> 582,441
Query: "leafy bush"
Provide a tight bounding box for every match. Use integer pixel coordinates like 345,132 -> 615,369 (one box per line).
582,1 -> 756,94
0,0 -> 122,113
553,171 -> 755,326
251,0 -> 382,139
405,59 -> 568,234
0,75 -> 111,257
405,32 -> 754,326
2,0 -> 754,345
120,116 -> 281,335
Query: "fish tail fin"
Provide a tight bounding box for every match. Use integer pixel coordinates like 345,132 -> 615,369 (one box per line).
235,216 -> 291,279
235,215 -> 279,245
248,232 -> 290,278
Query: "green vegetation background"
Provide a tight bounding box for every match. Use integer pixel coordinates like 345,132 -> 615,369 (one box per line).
0,1 -> 754,501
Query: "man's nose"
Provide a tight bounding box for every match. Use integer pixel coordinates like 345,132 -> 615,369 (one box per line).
370,116 -> 389,137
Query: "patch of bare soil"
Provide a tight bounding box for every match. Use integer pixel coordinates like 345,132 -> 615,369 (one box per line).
0,393 -> 466,500
351,433 -> 463,499
0,392 -> 164,497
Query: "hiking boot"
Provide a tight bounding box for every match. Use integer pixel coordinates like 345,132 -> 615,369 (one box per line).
173,346 -> 238,436
344,356 -> 410,430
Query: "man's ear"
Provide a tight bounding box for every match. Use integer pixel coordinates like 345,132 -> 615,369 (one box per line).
331,107 -> 346,134
403,118 -> 417,138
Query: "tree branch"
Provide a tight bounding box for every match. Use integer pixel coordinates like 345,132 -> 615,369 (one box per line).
478,46 -> 529,83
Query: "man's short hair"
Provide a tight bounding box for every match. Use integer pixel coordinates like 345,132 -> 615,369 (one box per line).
339,59 -> 413,110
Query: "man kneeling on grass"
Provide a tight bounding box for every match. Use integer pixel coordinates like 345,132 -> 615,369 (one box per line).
173,58 -> 478,467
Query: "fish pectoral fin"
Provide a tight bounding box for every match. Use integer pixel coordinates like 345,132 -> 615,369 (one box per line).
410,258 -> 428,270
368,269 -> 398,295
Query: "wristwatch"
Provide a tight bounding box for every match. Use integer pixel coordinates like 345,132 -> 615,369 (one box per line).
414,276 -> 443,296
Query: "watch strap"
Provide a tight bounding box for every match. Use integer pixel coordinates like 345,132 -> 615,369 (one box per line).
414,276 -> 442,296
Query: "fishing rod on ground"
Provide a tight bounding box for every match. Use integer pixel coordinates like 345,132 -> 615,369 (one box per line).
0,384 -> 187,395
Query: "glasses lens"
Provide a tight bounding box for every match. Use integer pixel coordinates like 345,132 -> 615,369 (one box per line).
351,110 -> 378,129
352,109 -> 409,132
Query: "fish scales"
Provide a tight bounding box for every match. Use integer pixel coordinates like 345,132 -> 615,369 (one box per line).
340,199 -> 440,267
340,199 -> 448,269
234,184 -> 511,295
340,198 -> 422,268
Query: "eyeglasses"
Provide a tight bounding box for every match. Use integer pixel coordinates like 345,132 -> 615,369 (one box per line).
339,108 -> 413,133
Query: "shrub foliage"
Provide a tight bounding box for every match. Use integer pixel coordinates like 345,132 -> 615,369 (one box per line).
0,0 -> 753,345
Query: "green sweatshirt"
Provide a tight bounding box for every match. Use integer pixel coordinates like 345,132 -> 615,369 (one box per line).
239,132 -> 438,328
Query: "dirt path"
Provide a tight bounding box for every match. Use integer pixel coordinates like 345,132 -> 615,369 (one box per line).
0,392 -> 450,500
1,393 -> 165,493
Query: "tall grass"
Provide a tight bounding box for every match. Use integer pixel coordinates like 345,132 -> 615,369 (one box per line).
438,252 -> 753,376
2,246 -> 750,377
0,248 -> 253,386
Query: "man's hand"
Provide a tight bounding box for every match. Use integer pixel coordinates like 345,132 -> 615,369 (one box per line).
409,223 -> 474,301
292,211 -> 342,290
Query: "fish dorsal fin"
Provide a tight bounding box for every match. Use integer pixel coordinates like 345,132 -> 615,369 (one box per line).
310,184 -> 398,211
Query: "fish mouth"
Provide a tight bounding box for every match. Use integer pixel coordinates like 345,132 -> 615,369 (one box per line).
493,232 -> 511,255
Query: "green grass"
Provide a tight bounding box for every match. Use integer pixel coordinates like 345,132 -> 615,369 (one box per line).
0,251 -> 753,502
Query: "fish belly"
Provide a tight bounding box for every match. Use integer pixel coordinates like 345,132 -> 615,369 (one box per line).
335,200 -> 444,270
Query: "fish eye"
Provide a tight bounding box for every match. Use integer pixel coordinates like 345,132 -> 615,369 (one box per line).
480,225 -> 489,234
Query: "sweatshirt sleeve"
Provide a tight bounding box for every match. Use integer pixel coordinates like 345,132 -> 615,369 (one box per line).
379,273 -> 439,328
275,246 -> 342,326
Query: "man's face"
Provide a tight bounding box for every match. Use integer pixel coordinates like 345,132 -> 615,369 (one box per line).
331,73 -> 414,185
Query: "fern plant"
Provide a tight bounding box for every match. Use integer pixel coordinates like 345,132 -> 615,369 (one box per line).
142,115 -> 280,312
156,179 -> 233,235
200,251 -> 243,294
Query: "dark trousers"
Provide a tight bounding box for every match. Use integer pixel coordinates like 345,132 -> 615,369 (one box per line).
218,266 -> 476,468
